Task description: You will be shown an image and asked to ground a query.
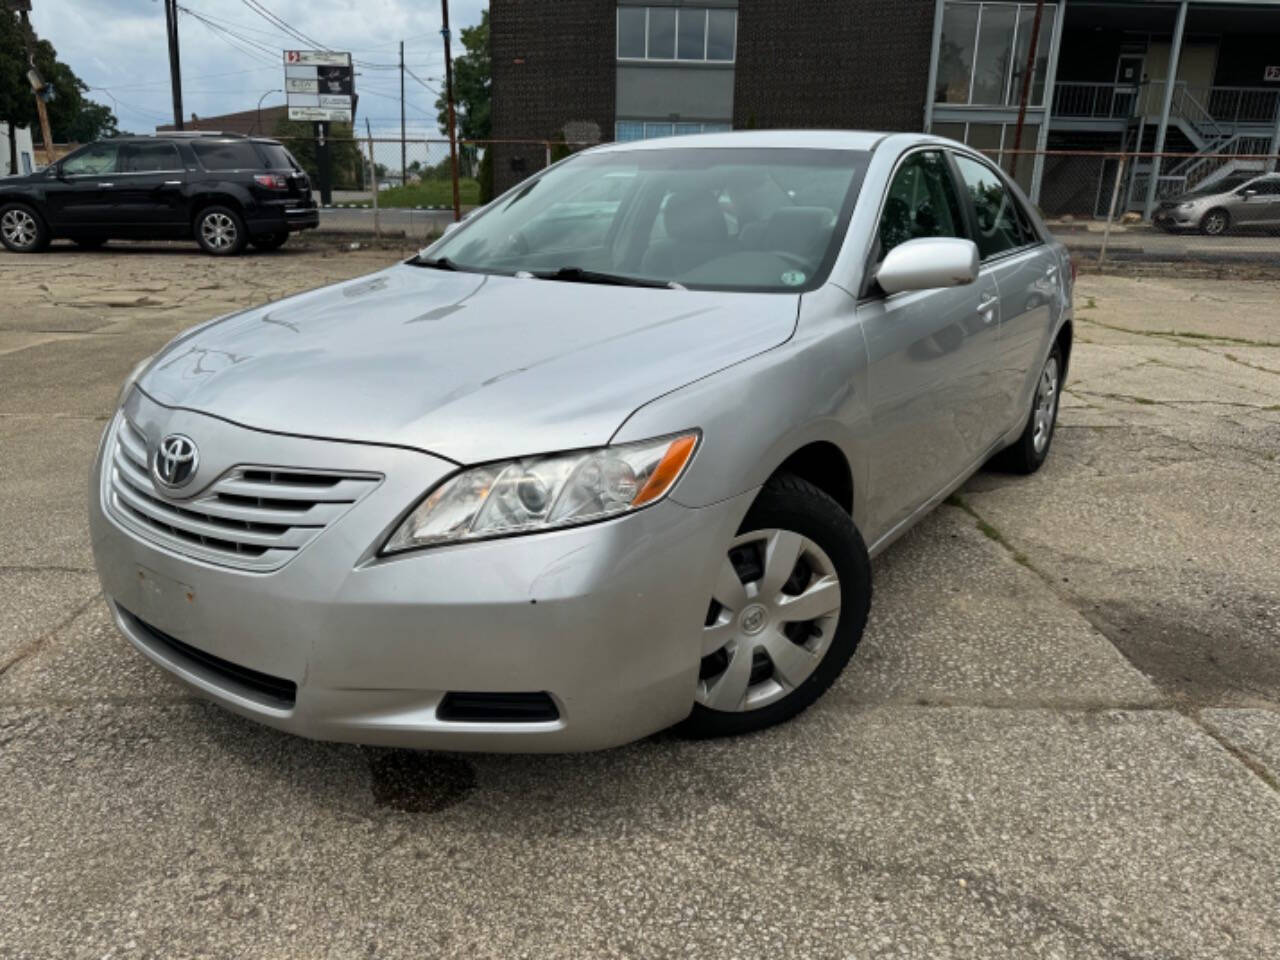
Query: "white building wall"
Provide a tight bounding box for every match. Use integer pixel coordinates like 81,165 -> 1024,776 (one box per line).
2,123 -> 37,177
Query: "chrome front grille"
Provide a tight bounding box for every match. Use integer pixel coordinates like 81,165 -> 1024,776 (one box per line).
105,417 -> 381,571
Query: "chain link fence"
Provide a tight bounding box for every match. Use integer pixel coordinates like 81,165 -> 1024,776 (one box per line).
272,133 -> 1280,274
989,148 -> 1280,274
273,136 -> 588,212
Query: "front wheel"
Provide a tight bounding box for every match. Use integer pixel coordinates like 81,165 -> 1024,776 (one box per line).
681,474 -> 871,739
1200,208 -> 1229,237
194,205 -> 248,256
0,203 -> 50,253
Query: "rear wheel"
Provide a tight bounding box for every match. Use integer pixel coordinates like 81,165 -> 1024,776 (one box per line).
994,343 -> 1062,475
1200,208 -> 1229,236
682,474 -> 871,739
0,203 -> 49,253
250,232 -> 288,251
194,205 -> 248,256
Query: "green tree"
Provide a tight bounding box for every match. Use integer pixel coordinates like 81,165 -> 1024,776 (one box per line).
435,8 -> 491,201
1,8 -> 117,172
272,117 -> 363,189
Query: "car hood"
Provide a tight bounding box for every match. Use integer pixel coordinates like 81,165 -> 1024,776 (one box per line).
139,263 -> 799,464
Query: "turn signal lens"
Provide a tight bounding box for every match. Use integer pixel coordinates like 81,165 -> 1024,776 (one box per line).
382,431 -> 700,553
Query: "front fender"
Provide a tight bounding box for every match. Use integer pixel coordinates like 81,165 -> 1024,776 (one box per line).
611,283 -> 873,533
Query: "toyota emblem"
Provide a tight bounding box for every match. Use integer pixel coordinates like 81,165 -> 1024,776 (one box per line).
153,434 -> 199,489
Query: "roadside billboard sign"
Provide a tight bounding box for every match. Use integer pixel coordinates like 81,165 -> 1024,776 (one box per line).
284,51 -> 355,123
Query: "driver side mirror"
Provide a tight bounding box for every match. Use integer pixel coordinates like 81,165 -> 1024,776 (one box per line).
1241,189 -> 1258,199
875,237 -> 980,295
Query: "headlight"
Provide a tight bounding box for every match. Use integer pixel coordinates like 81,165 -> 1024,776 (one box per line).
383,431 -> 700,553
1178,202 -> 1195,210
117,354 -> 155,408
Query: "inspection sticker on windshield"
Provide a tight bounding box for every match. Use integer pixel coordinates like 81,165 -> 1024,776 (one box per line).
781,270 -> 807,287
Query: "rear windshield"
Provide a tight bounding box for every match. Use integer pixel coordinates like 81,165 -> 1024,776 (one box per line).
191,140 -> 262,171
426,147 -> 870,293
254,142 -> 300,171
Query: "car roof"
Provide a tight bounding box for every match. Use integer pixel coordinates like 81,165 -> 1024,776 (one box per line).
587,129 -> 891,155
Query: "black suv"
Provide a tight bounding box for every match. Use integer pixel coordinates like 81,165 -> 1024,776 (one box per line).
0,132 -> 318,256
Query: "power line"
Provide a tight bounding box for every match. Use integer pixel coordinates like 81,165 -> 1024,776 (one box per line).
240,0 -> 329,51
179,6 -> 280,65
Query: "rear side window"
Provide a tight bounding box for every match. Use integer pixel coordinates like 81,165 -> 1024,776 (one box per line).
191,140 -> 261,171
124,142 -> 181,172
877,150 -> 967,260
953,154 -> 1035,259
254,142 -> 300,171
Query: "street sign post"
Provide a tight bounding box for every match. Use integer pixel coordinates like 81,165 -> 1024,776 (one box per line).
284,50 -> 355,123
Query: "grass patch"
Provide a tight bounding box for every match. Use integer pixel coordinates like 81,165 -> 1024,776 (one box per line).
376,177 -> 481,209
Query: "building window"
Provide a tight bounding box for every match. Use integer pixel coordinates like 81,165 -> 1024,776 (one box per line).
615,120 -> 732,141
616,120 -> 645,142
935,2 -> 1057,107
929,119 -> 1040,194
617,7 -> 736,63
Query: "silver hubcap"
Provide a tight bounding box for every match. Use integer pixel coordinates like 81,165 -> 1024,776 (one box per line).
697,529 -> 842,713
1206,213 -> 1225,234
2,209 -> 37,247
201,213 -> 237,249
1032,355 -> 1059,455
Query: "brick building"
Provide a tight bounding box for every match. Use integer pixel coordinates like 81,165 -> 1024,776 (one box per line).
490,0 -> 1280,217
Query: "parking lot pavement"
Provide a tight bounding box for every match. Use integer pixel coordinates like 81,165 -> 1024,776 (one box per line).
1,245 -> 1278,958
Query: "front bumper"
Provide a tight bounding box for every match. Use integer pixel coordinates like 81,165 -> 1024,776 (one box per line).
90,394 -> 751,752
1153,207 -> 1197,229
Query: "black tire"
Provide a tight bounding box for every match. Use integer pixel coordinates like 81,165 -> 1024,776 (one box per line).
250,232 -> 289,251
73,237 -> 108,249
193,205 -> 248,256
1200,207 -> 1229,237
0,202 -> 50,253
681,474 -> 872,739
994,342 -> 1063,475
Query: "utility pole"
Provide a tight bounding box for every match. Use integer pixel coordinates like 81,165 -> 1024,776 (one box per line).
1008,0 -> 1045,182
14,1 -> 55,167
164,0 -> 184,130
441,0 -> 461,221
399,40 -> 406,185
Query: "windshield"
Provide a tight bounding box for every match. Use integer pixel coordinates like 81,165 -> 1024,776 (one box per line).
424,147 -> 870,292
1190,176 -> 1251,197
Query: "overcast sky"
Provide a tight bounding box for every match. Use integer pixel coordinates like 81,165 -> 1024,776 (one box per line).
30,0 -> 488,139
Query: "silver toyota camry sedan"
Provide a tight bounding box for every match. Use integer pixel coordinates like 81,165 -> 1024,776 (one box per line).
90,131 -> 1073,751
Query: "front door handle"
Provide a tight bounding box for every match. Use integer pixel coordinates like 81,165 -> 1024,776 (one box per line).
163,180 -> 182,186
97,182 -> 114,188
977,293 -> 1000,323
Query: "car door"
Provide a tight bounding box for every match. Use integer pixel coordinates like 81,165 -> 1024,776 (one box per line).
857,148 -> 1004,537
951,152 -> 1061,434
1233,176 -> 1280,226
44,142 -> 122,230
117,142 -> 187,234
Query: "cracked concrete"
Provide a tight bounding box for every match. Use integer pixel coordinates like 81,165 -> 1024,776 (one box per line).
1,248 -> 1278,958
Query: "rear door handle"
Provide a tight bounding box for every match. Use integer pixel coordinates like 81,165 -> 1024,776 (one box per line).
163,180 -> 182,186
1045,265 -> 1059,280
97,182 -> 114,188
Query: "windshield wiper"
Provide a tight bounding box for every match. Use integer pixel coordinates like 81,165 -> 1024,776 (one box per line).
531,266 -> 676,289
412,255 -> 459,271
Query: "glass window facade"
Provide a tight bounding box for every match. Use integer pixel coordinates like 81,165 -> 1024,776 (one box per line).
617,7 -> 736,62
935,2 -> 1057,107
615,120 -> 732,142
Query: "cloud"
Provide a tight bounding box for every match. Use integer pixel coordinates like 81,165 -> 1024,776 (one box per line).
29,0 -> 487,135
